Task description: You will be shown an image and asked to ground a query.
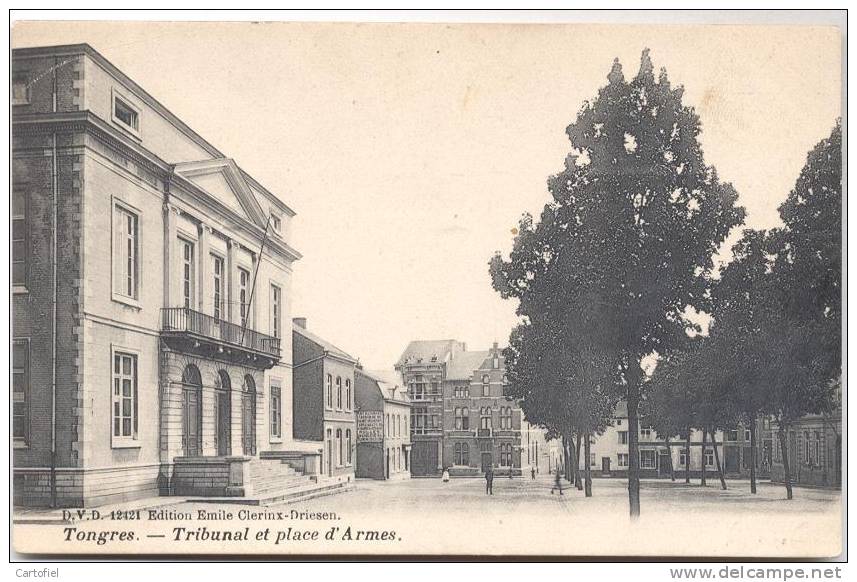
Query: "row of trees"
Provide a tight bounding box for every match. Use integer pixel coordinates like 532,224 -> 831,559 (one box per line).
490,50 -> 841,516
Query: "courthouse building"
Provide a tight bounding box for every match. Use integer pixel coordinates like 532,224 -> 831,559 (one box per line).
12,44 -> 330,507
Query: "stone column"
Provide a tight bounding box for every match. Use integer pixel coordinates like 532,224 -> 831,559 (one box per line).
230,379 -> 244,456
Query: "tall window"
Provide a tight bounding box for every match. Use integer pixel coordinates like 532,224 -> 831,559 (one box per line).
180,239 -> 194,308
454,384 -> 469,398
455,407 -> 469,430
704,448 -> 715,467
679,450 -> 688,467
12,339 -> 29,444
238,268 -> 250,326
345,379 -> 352,411
336,429 -> 343,466
500,443 -> 513,466
325,374 -> 333,409
113,204 -> 139,299
804,431 -> 811,465
618,453 -> 629,468
482,375 -> 490,397
270,284 -> 282,339
346,429 -> 352,465
270,382 -> 282,439
211,255 -> 224,320
112,352 -> 138,442
618,430 -> 628,445
640,426 -> 653,440
12,76 -> 30,105
500,407 -> 512,429
336,376 -> 343,410
385,413 -> 390,436
480,407 -> 491,430
12,190 -> 27,287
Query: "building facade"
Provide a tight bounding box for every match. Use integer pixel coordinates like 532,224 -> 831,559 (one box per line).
583,403 -> 726,479
768,414 -> 841,488
395,340 -> 466,476
11,44 -> 325,507
396,340 -> 533,477
354,369 -> 412,480
292,318 -> 358,482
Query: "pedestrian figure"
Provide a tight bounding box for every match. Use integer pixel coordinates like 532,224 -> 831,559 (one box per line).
485,467 -> 494,495
531,467 -> 536,480
442,468 -> 450,483
550,468 -> 563,495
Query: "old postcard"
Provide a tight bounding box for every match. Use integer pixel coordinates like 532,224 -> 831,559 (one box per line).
9,15 -> 844,559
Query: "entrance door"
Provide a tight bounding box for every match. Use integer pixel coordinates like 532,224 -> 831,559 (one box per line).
326,430 -> 333,476
215,389 -> 231,456
725,447 -> 740,473
658,451 -> 671,477
181,365 -> 202,457
241,375 -> 256,456
481,452 -> 493,473
602,457 -> 611,474
182,387 -> 201,457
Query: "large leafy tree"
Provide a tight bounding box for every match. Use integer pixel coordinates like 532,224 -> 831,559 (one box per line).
490,50 -> 744,517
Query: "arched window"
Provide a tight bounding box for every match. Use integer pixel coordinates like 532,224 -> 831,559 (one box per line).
482,374 -> 490,397
480,407 -> 491,430
182,364 -> 202,386
345,379 -> 352,410
326,374 -> 333,409
346,429 -> 352,465
500,443 -> 513,466
336,376 -> 342,409
336,428 -> 343,466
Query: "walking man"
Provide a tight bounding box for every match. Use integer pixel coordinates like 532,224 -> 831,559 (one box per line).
485,467 -> 494,495
550,468 -> 563,495
531,467 -> 536,480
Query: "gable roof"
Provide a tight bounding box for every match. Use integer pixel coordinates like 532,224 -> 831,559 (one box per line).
395,340 -> 465,367
293,323 -> 357,363
446,350 -> 491,381
174,158 -> 268,228
362,369 -> 410,404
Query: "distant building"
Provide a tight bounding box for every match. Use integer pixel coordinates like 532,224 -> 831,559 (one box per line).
584,402 -> 725,479
354,369 -> 412,480
767,386 -> 842,488
396,340 -> 538,477
521,420 -> 558,476
292,318 -> 357,482
395,340 -> 466,476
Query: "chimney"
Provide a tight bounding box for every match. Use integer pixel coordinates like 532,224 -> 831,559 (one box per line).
492,341 -> 499,352
293,317 -> 307,329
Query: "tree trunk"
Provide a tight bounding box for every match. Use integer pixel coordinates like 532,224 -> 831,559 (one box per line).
584,433 -> 592,497
684,431 -> 691,484
665,437 -> 675,481
749,418 -> 757,494
700,428 -> 707,487
561,435 -> 570,483
627,372 -> 642,518
574,432 -> 583,491
711,427 -> 727,490
777,424 -> 793,500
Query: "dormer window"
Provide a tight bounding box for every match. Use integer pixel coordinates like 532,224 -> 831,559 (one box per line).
112,89 -> 141,136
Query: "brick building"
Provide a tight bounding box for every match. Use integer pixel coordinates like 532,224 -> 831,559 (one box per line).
12,44 -> 332,507
396,340 -> 534,477
395,340 -> 466,476
292,318 -> 358,482
354,369 -> 412,480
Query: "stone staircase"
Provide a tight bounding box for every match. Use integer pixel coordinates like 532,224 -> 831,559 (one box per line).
185,458 -> 352,506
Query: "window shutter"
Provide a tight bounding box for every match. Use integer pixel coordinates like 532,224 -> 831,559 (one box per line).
113,207 -> 123,294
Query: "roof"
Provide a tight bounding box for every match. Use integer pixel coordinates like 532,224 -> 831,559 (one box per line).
293,323 -> 357,363
359,369 -> 410,405
445,350 -> 491,381
395,340 -> 465,367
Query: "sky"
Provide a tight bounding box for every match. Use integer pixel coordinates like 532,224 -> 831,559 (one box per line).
12,20 -> 842,370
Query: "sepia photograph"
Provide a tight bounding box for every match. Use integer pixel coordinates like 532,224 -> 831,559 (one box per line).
8,10 -> 845,564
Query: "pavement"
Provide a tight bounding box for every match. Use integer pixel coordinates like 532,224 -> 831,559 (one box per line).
12,474 -> 842,557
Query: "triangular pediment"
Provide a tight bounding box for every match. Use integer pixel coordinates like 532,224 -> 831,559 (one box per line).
174,159 -> 267,228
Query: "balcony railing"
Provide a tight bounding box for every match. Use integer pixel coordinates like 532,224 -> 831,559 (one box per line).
161,307 -> 281,360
